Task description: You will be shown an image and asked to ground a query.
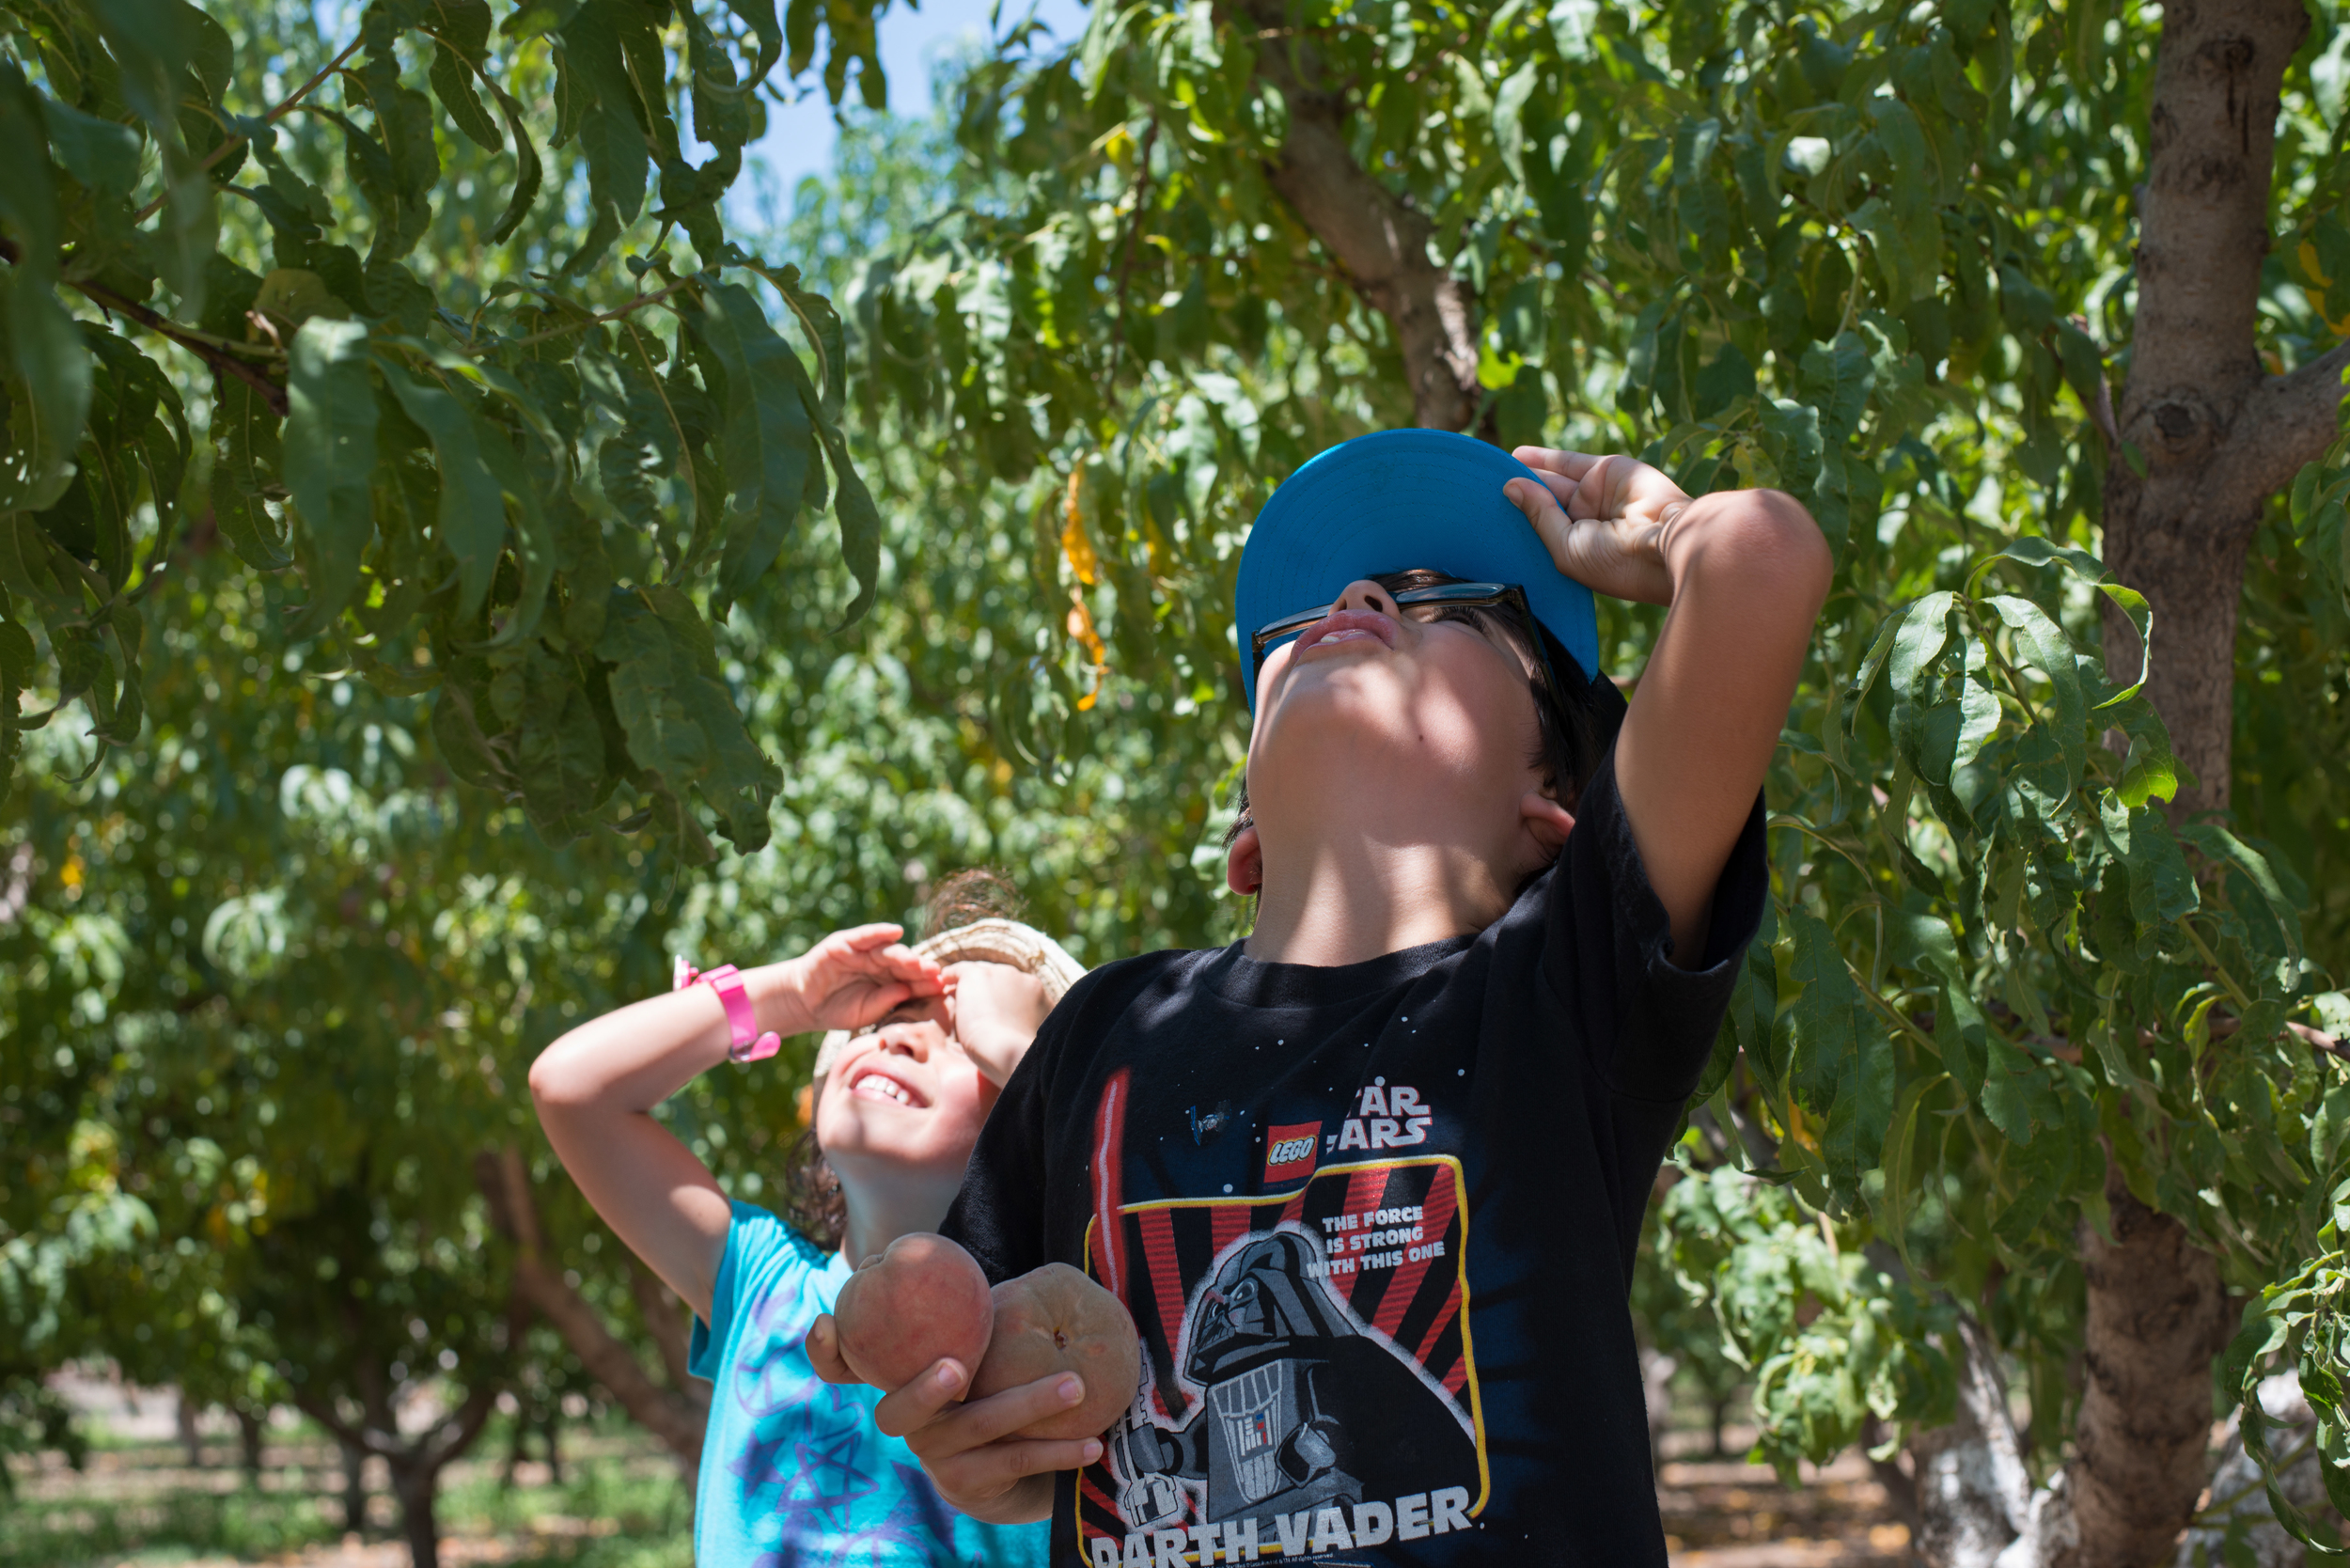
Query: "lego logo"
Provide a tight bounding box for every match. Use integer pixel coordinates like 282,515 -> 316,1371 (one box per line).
1263,1121 -> 1321,1180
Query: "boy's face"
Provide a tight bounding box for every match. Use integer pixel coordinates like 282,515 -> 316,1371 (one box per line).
1235,576 -> 1574,895
814,961 -> 1036,1188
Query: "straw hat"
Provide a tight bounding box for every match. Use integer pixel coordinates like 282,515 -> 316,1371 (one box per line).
809,917 -> 1087,1085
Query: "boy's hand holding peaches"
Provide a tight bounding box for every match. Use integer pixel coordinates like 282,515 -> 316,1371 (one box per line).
807,1234 -> 1138,1525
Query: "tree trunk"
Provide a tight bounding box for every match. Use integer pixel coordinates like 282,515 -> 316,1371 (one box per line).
2065,1183 -> 2239,1567
175,1393 -> 205,1467
235,1406 -> 265,1484
501,1412 -> 527,1492
1905,0 -> 2350,1560
300,1371 -> 500,1568
2096,0 -> 2344,823
340,1436 -> 369,1533
389,1456 -> 443,1568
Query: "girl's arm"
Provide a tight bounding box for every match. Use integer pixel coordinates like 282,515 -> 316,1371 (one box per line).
1506,450 -> 1832,965
527,925 -> 948,1321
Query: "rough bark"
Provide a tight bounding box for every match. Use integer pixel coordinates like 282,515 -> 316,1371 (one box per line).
2097,0 -> 2326,819
475,1148 -> 708,1475
2067,1183 -> 2239,1568
2066,0 -> 2326,1560
1232,4 -> 1485,432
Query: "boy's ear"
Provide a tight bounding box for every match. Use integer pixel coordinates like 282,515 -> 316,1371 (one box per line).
1227,823 -> 1264,896
1521,790 -> 1575,855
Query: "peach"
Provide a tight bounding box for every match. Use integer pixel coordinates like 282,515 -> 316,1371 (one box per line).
831,1232 -> 995,1394
970,1262 -> 1140,1439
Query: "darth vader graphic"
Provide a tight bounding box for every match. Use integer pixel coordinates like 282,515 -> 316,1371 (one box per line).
1105,1225 -> 1479,1532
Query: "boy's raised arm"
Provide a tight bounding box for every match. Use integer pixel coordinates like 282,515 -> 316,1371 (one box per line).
1505,449 -> 1832,965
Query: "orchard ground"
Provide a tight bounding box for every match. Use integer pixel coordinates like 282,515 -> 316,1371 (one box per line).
2,1375 -> 1912,1567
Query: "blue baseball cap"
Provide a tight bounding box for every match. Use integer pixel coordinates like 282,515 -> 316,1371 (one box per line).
1234,430 -> 1602,711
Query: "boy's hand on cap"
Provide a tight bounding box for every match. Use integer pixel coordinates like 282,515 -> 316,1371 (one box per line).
875,1360 -> 1103,1524
1506,447 -> 1684,607
945,961 -> 1052,1086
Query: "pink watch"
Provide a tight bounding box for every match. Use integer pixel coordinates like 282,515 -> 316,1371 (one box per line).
674,957 -> 781,1063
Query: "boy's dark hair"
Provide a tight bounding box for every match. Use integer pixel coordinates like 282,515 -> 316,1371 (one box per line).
1224,568 -> 1603,854
778,866 -> 1027,1252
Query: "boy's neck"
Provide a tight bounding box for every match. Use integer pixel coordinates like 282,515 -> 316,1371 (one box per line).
1245,836 -> 1518,967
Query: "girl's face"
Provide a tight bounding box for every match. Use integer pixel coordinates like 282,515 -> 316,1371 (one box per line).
812,960 -> 1039,1191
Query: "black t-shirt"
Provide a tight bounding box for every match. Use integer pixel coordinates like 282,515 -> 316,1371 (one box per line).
944,751 -> 1768,1566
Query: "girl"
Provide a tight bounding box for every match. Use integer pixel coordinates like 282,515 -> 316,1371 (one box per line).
531,872 -> 1082,1565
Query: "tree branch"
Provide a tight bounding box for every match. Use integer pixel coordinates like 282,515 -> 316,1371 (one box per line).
288,1389 -> 368,1454
416,1375 -> 502,1472
1231,4 -> 1483,433
2209,341 -> 2350,511
474,1149 -> 707,1469
0,235 -> 290,417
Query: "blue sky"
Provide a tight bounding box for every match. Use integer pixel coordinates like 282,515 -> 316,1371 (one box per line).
740,0 -> 1091,197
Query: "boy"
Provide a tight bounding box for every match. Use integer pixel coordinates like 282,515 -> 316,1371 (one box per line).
823,431 -> 1829,1562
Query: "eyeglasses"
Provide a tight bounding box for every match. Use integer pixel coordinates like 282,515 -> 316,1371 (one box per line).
1248,581 -> 1567,705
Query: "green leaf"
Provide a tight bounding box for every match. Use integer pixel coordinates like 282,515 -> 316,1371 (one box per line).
1783,908 -> 1891,1190
595,586 -> 779,853
690,281 -> 814,611
2180,823 -> 2308,983
210,376 -> 290,571
1798,331 -> 1874,441
428,40 -> 503,151
280,319 -> 379,640
374,357 -> 506,620
86,0 -> 216,309
1493,60 -> 1540,186
1980,1035 -> 2044,1144
1875,1072 -> 1947,1273
1986,594 -> 2088,792
470,418 -> 555,650
0,68 -> 92,510
555,0 -> 650,274
39,95 -> 143,194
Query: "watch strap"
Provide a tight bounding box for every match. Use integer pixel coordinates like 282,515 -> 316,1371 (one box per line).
674,959 -> 781,1063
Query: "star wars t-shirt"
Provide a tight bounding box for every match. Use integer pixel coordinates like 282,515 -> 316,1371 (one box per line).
942,753 -> 1766,1565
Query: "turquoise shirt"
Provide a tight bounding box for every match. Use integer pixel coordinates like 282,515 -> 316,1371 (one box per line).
689,1201 -> 1048,1567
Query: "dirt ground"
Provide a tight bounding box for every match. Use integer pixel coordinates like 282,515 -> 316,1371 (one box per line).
1659,1445 -> 1913,1566
7,1391 -> 1915,1567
